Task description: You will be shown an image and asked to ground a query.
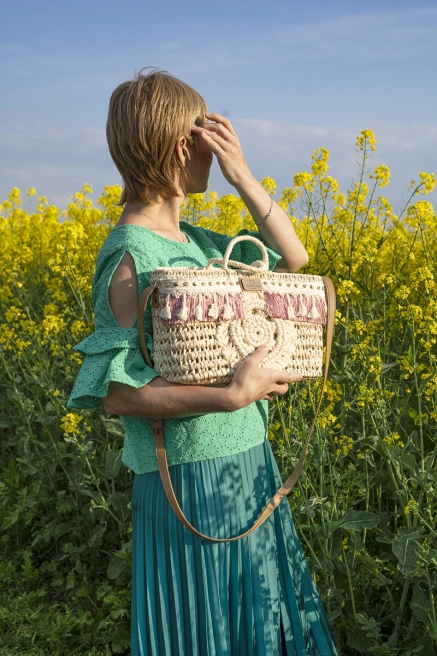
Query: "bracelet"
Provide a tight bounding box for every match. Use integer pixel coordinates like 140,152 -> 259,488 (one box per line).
256,196 -> 273,225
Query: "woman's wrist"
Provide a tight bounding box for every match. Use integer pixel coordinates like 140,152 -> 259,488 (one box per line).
219,384 -> 241,413
233,172 -> 260,200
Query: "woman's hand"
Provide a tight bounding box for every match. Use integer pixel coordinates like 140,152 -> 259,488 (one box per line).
191,112 -> 252,188
192,112 -> 309,273
225,345 -> 303,410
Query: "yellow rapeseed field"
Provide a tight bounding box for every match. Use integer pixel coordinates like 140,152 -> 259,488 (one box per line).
1,129 -> 437,653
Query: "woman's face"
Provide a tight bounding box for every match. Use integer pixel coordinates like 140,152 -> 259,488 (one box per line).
182,120 -> 214,194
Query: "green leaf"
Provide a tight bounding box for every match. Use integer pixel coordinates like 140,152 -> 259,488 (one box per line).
338,510 -> 380,532
331,528 -> 343,557
107,555 -> 127,580
350,532 -> 365,553
392,530 -> 421,576
381,362 -> 399,374
88,523 -> 107,547
105,450 -> 122,479
101,416 -> 125,438
346,628 -> 374,653
399,453 -> 417,472
411,584 -> 437,640
109,492 -> 130,523
356,613 -> 382,640
300,496 -> 328,519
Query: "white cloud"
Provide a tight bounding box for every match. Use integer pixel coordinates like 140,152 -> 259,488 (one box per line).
157,6 -> 437,77
209,118 -> 437,211
0,112 -> 116,207
270,7 -> 437,59
0,112 -> 435,212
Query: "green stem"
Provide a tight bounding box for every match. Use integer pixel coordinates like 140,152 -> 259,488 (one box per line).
392,579 -> 410,645
342,543 -> 357,625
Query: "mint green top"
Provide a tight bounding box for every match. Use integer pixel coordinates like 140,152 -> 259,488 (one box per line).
67,221 -> 282,474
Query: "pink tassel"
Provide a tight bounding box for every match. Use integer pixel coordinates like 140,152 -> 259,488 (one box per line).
159,294 -> 172,319
176,293 -> 189,320
195,301 -> 203,320
263,291 -> 326,324
222,294 -> 233,320
208,303 -> 219,319
286,303 -> 296,320
264,292 -> 288,319
160,291 -> 244,324
315,298 -> 327,324
296,296 -> 308,317
308,299 -> 320,320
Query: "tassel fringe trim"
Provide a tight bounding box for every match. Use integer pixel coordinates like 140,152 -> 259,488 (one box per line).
158,291 -> 327,325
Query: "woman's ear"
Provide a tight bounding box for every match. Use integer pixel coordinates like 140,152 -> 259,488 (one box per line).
175,136 -> 190,167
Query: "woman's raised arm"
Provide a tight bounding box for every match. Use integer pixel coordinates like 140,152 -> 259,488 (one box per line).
191,112 -> 309,273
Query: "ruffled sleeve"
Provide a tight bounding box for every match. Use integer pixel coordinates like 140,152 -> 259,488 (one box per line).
199,227 -> 282,272
67,326 -> 158,410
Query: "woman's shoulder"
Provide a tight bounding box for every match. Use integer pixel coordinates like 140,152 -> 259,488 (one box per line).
95,225 -> 156,270
99,224 -> 149,253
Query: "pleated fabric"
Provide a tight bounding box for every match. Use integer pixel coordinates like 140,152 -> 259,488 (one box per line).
131,438 -> 338,656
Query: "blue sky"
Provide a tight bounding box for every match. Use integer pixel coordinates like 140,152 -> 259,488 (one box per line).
1,0 -> 436,213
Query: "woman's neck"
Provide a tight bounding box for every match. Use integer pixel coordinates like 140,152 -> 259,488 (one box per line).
115,194 -> 190,243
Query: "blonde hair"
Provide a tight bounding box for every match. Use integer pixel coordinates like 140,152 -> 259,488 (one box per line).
106,67 -> 208,206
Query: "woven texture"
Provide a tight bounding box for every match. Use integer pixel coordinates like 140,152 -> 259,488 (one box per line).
147,236 -> 327,385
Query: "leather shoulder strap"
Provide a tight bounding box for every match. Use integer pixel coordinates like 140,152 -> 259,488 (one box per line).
150,276 -> 336,542
138,285 -> 156,369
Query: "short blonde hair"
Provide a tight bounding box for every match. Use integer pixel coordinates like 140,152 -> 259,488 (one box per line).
106,67 -> 208,206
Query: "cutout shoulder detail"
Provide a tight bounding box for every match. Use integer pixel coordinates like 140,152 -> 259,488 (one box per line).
108,251 -> 138,328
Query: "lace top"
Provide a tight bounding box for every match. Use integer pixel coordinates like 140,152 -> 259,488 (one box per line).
67,221 -> 283,474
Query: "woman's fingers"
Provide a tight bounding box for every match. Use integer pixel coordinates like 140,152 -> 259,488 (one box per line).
192,126 -> 226,154
205,112 -> 237,136
192,123 -> 234,148
204,123 -> 234,142
267,369 -> 303,385
193,114 -> 238,144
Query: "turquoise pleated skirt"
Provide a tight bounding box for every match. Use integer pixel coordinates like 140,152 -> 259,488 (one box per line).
131,438 -> 338,655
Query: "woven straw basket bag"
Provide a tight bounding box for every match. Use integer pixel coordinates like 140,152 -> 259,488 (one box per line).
138,235 -> 336,542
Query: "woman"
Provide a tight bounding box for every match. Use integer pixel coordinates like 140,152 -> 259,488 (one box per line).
67,67 -> 338,655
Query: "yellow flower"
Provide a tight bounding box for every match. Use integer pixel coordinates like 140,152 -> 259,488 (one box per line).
9,187 -> 21,201
415,172 -> 436,195
356,129 -> 377,152
293,171 -> 315,196
26,187 -> 37,197
260,177 -> 277,195
404,500 -> 419,516
60,413 -> 83,434
370,164 -> 390,188
311,148 -> 330,177
279,187 -> 297,211
334,435 -> 354,456
70,320 -> 87,339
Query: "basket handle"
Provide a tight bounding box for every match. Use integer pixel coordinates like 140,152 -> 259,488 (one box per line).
149,276 -> 336,542
206,235 -> 269,272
